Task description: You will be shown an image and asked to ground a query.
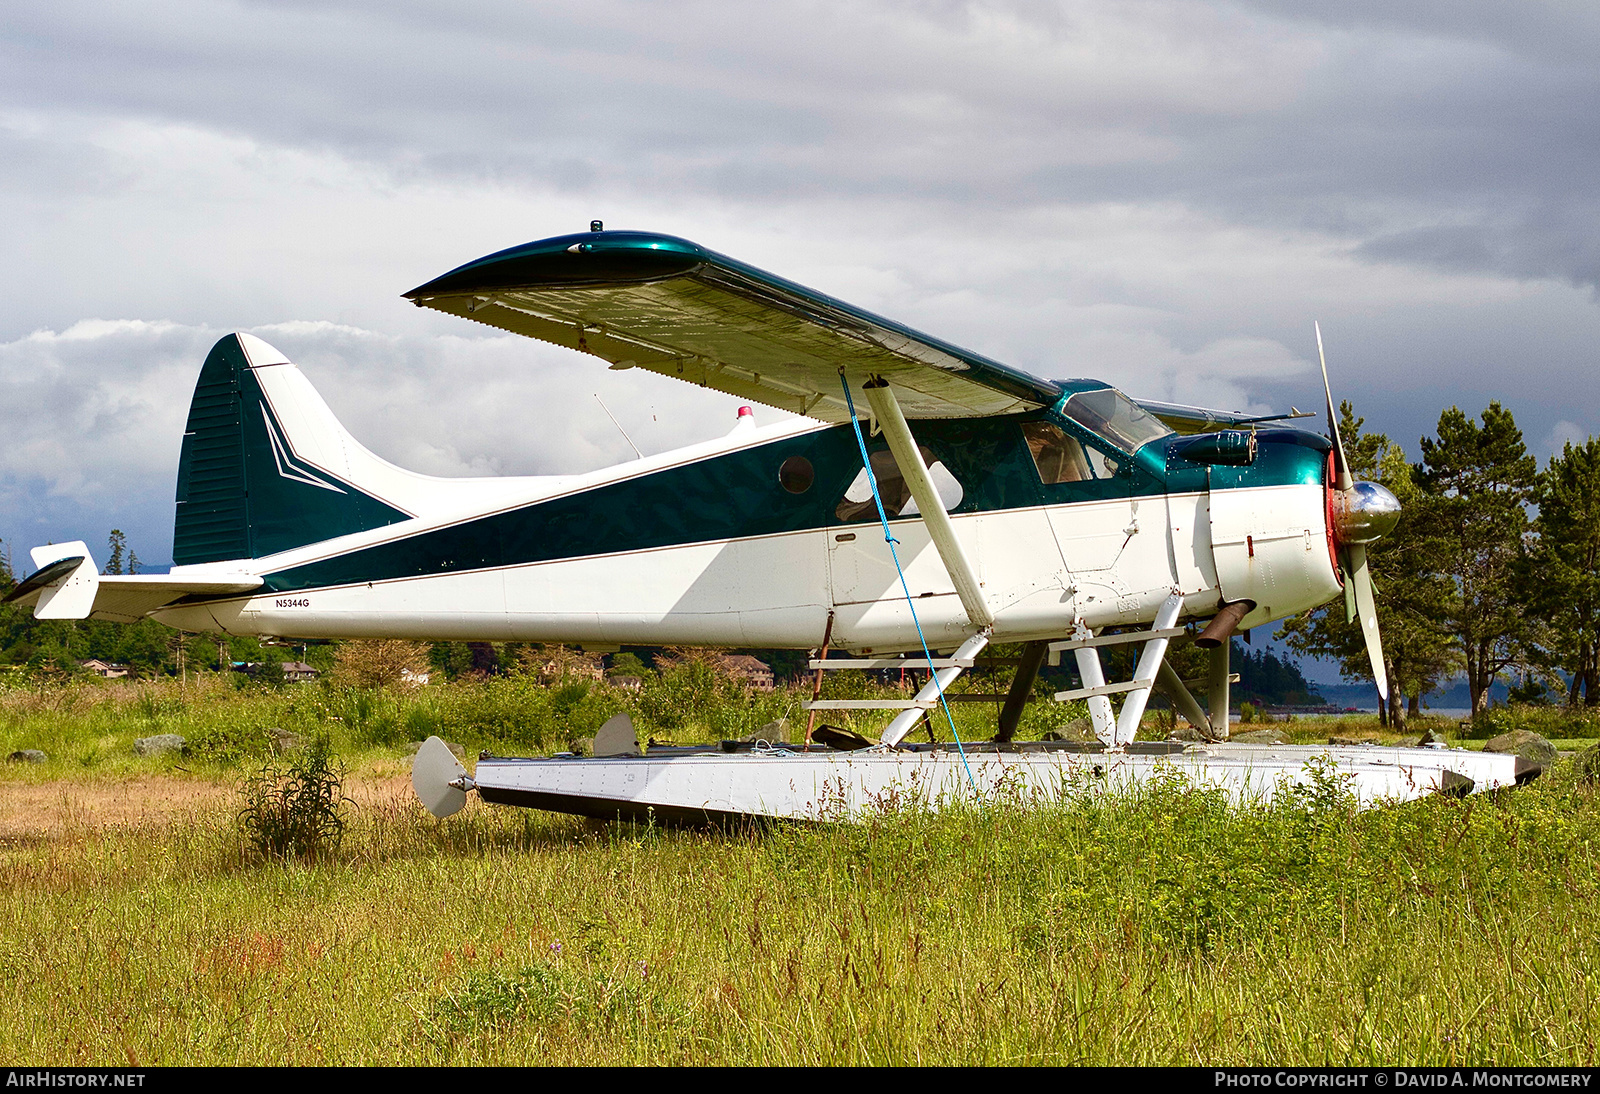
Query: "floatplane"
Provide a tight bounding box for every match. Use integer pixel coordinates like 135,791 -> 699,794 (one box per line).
5,225 -> 1536,821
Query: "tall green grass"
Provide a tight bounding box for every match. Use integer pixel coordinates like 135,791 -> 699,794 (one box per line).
0,669 -> 1093,777
3,760 -> 1599,1064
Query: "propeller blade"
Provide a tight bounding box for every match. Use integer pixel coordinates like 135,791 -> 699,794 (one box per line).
1316,321 -> 1354,492
1347,543 -> 1388,701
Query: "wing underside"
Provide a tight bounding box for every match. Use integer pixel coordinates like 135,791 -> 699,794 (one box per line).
405,231 -> 1061,421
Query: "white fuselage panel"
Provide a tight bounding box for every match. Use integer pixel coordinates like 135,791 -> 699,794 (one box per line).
154,482 -> 1339,651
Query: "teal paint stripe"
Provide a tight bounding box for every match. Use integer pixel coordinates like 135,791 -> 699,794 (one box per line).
262,417 -> 1329,595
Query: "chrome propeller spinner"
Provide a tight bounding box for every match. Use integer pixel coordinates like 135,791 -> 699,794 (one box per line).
1317,321 -> 1399,700
1332,480 -> 1402,546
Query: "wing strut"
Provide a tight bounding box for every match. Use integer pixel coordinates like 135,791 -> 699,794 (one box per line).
860,378 -> 994,630
857,375 -> 997,749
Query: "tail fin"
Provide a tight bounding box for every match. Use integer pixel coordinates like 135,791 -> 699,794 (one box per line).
173,333 -> 413,565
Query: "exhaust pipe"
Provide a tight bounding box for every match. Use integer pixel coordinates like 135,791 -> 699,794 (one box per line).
1196,599 -> 1255,649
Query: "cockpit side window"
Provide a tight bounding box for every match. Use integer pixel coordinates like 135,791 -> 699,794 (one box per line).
835,445 -> 964,522
1021,422 -> 1119,483
1060,388 -> 1173,454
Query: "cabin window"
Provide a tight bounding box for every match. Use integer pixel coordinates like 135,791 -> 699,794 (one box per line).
1022,422 -> 1119,483
778,456 -> 814,494
1060,388 -> 1172,454
835,446 -> 964,522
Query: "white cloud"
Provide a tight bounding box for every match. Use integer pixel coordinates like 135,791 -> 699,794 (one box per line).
0,320 -> 206,500
1544,419 -> 1589,458
0,317 -> 764,565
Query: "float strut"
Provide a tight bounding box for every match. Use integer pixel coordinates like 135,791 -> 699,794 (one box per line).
995,640 -> 1048,743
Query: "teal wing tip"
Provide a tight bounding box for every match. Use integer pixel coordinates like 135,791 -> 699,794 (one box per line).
404,230 -> 708,298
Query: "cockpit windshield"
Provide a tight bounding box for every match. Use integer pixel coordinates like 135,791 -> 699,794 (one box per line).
1060,388 -> 1173,454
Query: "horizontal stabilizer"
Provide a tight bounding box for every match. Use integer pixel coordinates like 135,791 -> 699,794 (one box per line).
80,575 -> 264,623
17,542 -> 99,619
4,543 -> 261,622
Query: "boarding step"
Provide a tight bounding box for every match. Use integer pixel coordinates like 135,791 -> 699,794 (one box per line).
803,698 -> 939,711
1179,673 -> 1240,688
802,691 -> 1009,712
1047,627 -> 1186,664
1053,680 -> 1151,703
809,657 -> 977,670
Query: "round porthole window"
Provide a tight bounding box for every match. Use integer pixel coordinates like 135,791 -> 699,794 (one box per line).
778,455 -> 814,494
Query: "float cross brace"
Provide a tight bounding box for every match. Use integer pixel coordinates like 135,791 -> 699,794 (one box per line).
1058,591 -> 1186,749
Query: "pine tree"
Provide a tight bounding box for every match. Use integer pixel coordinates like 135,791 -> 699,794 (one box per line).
1528,438 -> 1600,705
105,530 -> 127,576
1278,403 -> 1454,729
1414,403 -> 1537,713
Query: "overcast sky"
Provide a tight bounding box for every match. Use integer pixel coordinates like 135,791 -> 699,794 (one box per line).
4,0 -> 1598,605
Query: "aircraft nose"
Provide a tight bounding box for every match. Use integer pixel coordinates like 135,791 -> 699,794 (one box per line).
1332,480 -> 1401,545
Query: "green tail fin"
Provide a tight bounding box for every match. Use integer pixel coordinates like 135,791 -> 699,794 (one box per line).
173,334 -> 410,565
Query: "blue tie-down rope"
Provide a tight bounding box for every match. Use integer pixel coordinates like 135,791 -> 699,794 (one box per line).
839,373 -> 979,796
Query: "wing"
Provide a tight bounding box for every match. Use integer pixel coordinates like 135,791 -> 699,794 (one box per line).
1138,400 -> 1321,435
404,230 -> 1061,421
1137,400 -> 1264,435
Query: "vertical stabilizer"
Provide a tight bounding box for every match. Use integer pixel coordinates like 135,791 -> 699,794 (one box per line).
173,334 -> 412,565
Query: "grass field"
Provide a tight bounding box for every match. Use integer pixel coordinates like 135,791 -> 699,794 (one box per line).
4,675 -> 1600,1065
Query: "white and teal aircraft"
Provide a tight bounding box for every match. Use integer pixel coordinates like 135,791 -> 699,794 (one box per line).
14,226 -> 1514,818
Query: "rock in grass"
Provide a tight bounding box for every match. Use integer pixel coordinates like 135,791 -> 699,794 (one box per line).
1483,729 -> 1558,766
7,749 -> 47,764
133,734 -> 186,757
743,718 -> 788,745
1043,718 -> 1093,742
405,739 -> 466,760
267,727 -> 304,754
1231,728 -> 1288,744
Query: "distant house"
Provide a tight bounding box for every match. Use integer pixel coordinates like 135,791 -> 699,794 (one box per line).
720,655 -> 775,690
80,659 -> 131,679
230,661 -> 319,682
530,646 -> 605,684
607,674 -> 644,692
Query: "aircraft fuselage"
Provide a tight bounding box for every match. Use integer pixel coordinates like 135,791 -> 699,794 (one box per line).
154,398 -> 1341,653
